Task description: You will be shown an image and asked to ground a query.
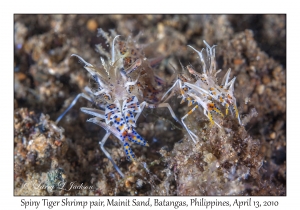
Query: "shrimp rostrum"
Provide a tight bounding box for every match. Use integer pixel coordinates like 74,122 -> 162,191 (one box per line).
56,29 -> 179,178
162,40 -> 242,143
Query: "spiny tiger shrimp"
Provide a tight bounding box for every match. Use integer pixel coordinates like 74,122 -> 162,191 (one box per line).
56,29 -> 179,178
162,40 -> 242,143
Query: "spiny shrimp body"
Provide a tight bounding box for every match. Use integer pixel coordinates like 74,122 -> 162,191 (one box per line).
162,40 -> 241,143
56,30 -> 179,177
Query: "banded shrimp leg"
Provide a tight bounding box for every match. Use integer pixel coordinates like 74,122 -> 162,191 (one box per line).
55,86 -> 96,124
134,101 -> 181,126
180,103 -> 200,143
82,110 -> 125,178
56,93 -> 126,177
187,93 -> 222,128
160,79 -> 201,143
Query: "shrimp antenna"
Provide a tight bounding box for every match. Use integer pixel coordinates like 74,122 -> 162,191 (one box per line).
71,54 -> 93,67
111,35 -> 121,63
